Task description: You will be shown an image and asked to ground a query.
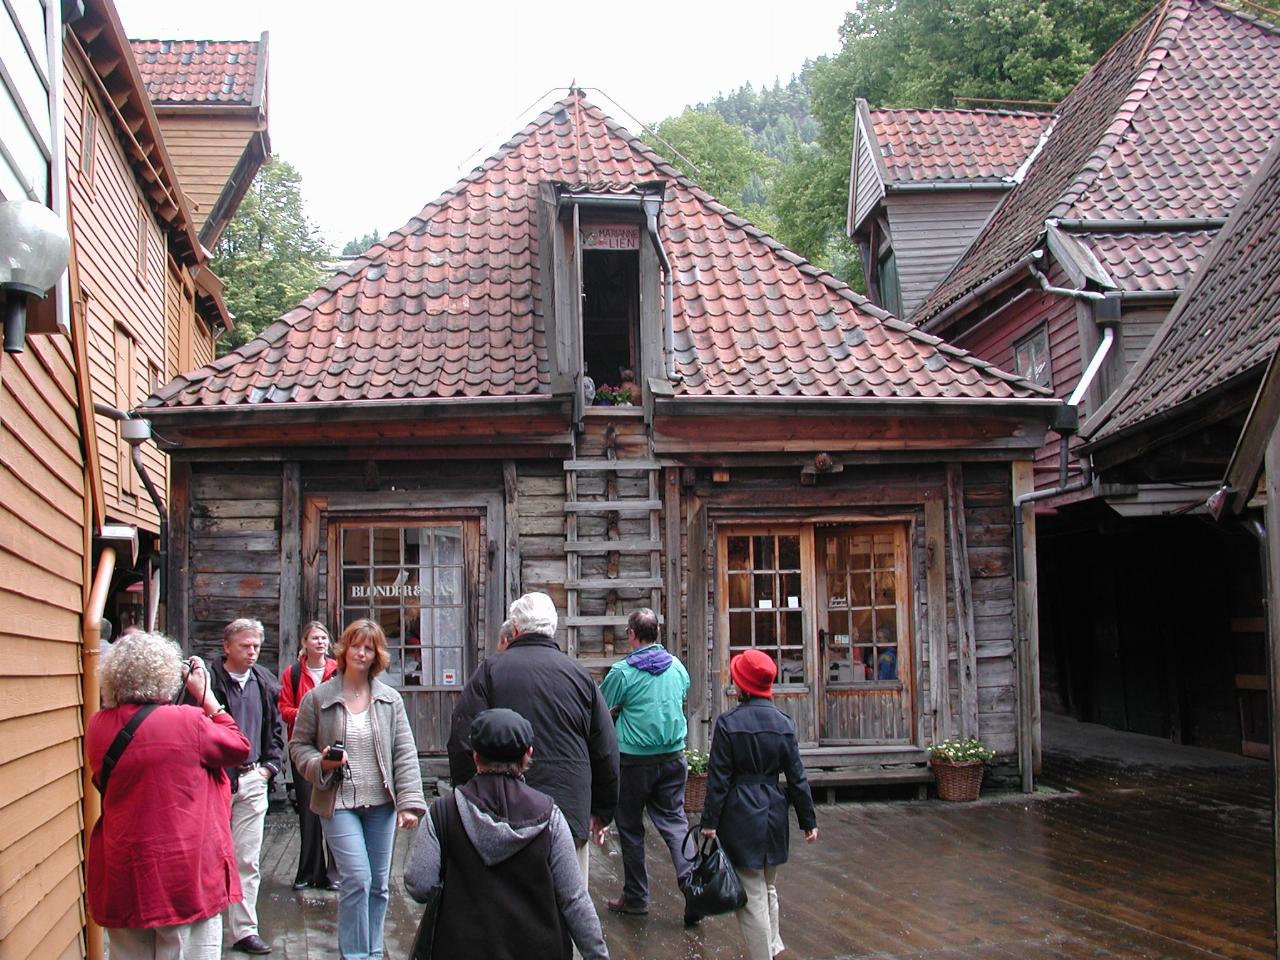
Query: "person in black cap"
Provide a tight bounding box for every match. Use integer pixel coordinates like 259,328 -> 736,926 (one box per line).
405,708 -> 609,960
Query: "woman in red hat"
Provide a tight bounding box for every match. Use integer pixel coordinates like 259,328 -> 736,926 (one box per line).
699,648 -> 818,960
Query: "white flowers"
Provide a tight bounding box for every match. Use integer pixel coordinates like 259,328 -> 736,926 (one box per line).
927,737 -> 995,764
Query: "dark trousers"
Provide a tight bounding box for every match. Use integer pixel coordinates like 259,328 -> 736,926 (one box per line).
292,760 -> 335,886
615,756 -> 693,905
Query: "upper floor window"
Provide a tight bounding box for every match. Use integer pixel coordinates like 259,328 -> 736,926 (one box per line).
877,248 -> 903,318
1014,325 -> 1052,389
581,221 -> 639,400
80,91 -> 98,188
135,201 -> 149,283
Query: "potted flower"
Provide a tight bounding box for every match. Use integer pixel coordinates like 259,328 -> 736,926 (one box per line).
594,384 -> 634,406
927,737 -> 995,801
684,749 -> 710,813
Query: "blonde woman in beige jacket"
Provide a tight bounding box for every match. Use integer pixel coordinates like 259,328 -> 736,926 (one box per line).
291,619 -> 426,959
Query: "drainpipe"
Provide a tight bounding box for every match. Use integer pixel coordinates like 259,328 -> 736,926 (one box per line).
82,545 -> 116,960
642,194 -> 678,380
94,404 -> 165,626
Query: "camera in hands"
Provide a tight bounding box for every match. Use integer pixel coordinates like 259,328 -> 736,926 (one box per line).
325,740 -> 345,762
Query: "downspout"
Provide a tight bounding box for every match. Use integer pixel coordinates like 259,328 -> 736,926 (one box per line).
82,545 -> 116,960
643,195 -> 678,380
94,403 -> 165,626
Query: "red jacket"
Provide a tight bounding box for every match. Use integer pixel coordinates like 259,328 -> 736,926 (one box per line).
279,657 -> 339,738
87,704 -> 249,928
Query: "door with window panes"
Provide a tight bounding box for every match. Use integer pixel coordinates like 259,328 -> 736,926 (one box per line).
717,523 -> 913,746
333,521 -> 474,690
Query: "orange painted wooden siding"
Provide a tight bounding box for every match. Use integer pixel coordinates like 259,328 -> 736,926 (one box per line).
0,335 -> 89,960
64,45 -> 172,533
155,112 -> 260,233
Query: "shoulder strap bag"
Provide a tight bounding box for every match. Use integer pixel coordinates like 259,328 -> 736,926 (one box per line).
681,826 -> 748,917
408,795 -> 451,960
92,703 -> 160,795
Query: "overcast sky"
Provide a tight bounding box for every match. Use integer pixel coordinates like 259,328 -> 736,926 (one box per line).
113,1 -> 853,247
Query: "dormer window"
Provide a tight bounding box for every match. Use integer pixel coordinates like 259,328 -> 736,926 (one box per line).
581,221 -> 640,394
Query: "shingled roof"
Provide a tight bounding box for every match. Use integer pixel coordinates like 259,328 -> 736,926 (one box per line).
1084,134 -> 1280,448
870,107 -> 1051,185
131,37 -> 266,106
913,0 -> 1280,327
148,92 -> 1046,412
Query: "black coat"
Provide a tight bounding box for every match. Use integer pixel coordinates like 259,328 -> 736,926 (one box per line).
700,697 -> 817,870
447,633 -> 619,840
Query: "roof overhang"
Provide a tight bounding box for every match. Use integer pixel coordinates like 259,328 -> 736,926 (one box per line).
653,395 -> 1059,456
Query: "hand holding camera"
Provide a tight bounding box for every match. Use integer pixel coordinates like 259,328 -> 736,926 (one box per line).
320,739 -> 346,773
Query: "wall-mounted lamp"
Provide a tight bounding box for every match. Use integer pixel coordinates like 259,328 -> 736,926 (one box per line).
0,200 -> 71,354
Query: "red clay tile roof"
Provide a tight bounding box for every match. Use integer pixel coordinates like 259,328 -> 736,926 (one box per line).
130,38 -> 263,105
1086,135 -> 1280,446
148,93 -> 1046,411
1070,230 -> 1218,293
870,108 -> 1051,184
914,0 -> 1280,327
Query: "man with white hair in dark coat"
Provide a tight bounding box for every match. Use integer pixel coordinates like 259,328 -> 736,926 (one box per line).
448,592 -> 619,889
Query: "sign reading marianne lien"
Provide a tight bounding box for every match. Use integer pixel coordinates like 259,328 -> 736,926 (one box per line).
349,583 -> 422,599
581,223 -> 640,250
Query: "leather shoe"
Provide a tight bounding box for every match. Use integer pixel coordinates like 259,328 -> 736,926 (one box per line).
232,935 -> 272,954
605,896 -> 648,915
683,909 -> 704,927
314,879 -> 340,891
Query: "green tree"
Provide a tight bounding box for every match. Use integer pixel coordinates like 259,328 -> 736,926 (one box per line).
211,156 -> 328,354
644,110 -> 774,209
341,230 -> 382,256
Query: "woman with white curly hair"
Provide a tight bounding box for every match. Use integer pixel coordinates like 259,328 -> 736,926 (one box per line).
88,630 -> 250,959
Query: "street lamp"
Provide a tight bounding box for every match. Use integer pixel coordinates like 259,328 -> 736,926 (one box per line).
0,199 -> 71,353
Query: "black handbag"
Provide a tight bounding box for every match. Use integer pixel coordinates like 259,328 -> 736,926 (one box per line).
408,796 -> 450,960
681,827 -> 747,916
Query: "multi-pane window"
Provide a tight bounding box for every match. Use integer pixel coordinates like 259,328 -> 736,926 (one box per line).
135,201 -> 149,283
877,248 -> 903,318
339,522 -> 468,689
1014,325 -> 1052,388
725,532 -> 805,686
80,92 -> 98,186
821,529 -> 900,684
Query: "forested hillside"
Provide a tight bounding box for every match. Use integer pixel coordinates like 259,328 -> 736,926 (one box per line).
648,0 -> 1154,288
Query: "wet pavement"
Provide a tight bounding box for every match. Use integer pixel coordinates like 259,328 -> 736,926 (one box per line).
243,715 -> 1274,958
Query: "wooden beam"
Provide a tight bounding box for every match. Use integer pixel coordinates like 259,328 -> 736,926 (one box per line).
1012,460 -> 1041,786
502,461 -> 521,606
1262,426 -> 1280,945
301,496 -> 325,623
946,464 -> 979,739
925,493 -> 950,743
167,460 -> 191,645
664,468 -> 681,652
279,463 -> 301,667
686,496 -> 708,745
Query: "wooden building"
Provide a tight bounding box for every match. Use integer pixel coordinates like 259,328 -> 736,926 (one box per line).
850,0 -> 1280,754
146,92 -> 1058,789
1,1 -> 263,955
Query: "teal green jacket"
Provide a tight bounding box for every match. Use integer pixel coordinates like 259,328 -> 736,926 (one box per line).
601,644 -> 690,756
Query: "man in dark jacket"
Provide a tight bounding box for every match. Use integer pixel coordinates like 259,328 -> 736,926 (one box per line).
448,592 -> 619,894
200,618 -> 284,955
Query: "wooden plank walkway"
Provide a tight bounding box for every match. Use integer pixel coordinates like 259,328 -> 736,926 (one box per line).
245,719 -> 1274,958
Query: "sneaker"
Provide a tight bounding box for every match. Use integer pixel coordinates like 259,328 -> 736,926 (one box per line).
291,880 -> 307,891
232,934 -> 272,954
605,896 -> 648,915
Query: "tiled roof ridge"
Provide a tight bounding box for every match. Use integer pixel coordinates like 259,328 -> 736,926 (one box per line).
585,100 -> 1043,392
130,37 -> 260,45
152,90 -> 1048,406
1049,0 -> 1194,221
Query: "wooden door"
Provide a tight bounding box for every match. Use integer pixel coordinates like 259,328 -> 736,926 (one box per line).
815,524 -> 914,744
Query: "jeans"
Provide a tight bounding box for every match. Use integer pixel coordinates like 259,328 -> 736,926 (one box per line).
322,803 -> 397,960
615,756 -> 692,905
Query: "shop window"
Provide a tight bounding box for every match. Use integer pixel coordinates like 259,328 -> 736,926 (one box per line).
336,521 -> 473,690
724,531 -> 805,685
820,528 -> 902,684
1014,325 -> 1052,389
581,222 -> 639,401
